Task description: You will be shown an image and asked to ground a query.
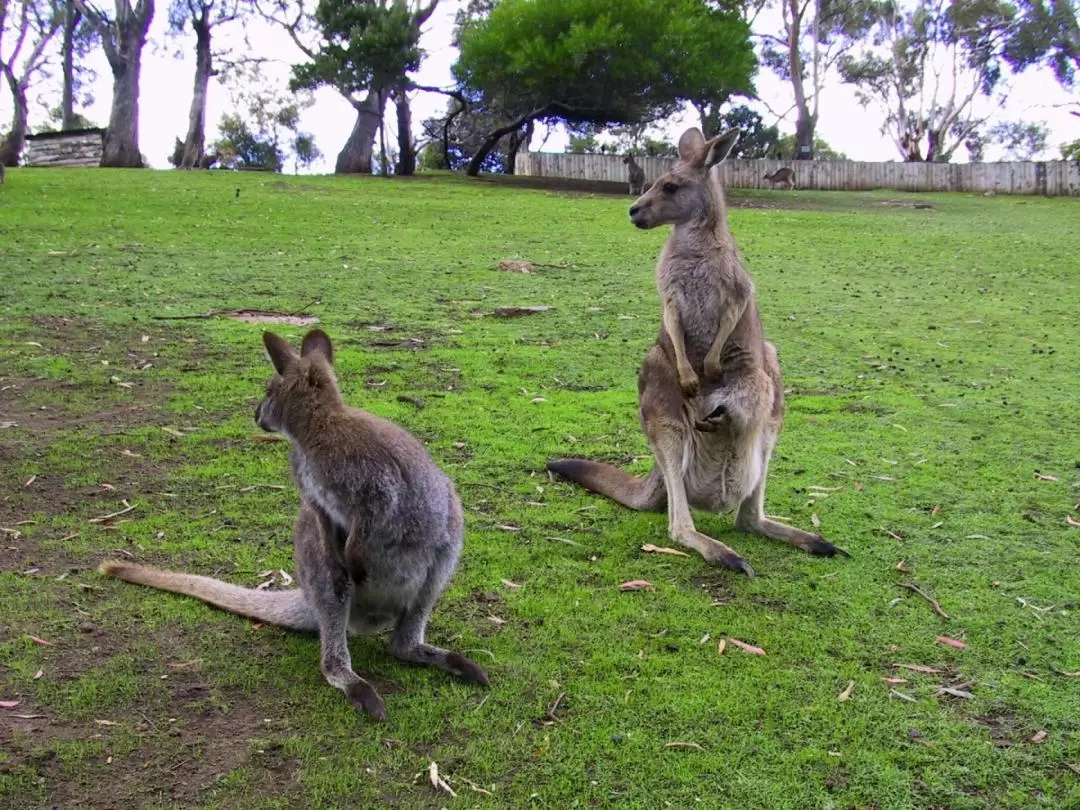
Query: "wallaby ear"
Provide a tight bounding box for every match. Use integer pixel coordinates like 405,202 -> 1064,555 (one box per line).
704,128 -> 740,169
300,329 -> 334,365
677,127 -> 707,166
263,331 -> 296,376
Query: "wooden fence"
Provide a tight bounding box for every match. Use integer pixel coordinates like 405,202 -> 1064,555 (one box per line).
514,152 -> 1080,197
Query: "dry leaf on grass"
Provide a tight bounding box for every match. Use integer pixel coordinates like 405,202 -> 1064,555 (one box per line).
95,719 -> 119,726
500,579 -> 520,589
727,638 -> 767,655
882,677 -> 908,684
717,639 -> 727,656
1050,666 -> 1080,677
33,669 -> 43,680
1067,515 -> 1080,527
837,681 -> 855,702
497,260 -> 534,273
619,580 -> 655,592
894,663 -> 944,674
664,741 -> 705,750
890,689 -> 917,703
0,700 -> 21,708
936,635 -> 967,649
24,475 -> 36,487
428,762 -> 457,797
26,635 -> 53,646
811,513 -> 821,528
1034,472 -> 1058,482
641,544 -> 690,557
1030,730 -> 1048,744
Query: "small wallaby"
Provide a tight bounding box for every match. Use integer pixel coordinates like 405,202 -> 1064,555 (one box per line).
623,155 -> 646,195
99,329 -> 488,721
549,127 -> 847,575
763,167 -> 795,190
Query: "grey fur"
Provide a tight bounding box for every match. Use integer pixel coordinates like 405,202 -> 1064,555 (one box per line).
100,329 -> 488,722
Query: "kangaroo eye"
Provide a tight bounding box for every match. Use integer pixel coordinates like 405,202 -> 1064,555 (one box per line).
663,182 -> 678,194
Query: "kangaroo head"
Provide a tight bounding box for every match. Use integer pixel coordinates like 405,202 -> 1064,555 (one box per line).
255,328 -> 340,434
628,127 -> 739,230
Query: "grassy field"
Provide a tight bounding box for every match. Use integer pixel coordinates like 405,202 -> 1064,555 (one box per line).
0,167 -> 1078,810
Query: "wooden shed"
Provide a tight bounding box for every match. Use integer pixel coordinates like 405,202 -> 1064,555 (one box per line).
24,128 -> 106,168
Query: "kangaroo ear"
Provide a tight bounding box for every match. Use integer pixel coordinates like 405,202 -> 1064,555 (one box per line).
678,127 -> 707,167
704,128 -> 740,169
300,329 -> 334,365
263,331 -> 296,375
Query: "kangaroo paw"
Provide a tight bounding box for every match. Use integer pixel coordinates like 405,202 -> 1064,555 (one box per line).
346,680 -> 387,722
806,535 -> 851,558
447,652 -> 490,686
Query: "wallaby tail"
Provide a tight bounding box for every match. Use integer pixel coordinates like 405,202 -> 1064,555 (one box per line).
547,459 -> 665,511
99,561 -> 318,632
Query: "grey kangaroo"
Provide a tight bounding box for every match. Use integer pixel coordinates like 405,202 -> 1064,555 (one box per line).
623,154 -> 646,195
99,329 -> 489,721
764,167 -> 796,190
549,127 -> 848,576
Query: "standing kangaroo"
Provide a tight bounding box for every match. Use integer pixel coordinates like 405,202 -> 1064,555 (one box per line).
99,329 -> 488,721
548,128 -> 847,576
623,155 -> 646,195
764,167 -> 796,190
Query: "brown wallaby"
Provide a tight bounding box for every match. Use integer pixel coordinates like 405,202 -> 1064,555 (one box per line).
763,167 -> 796,190
549,127 -> 847,576
623,154 -> 646,195
99,329 -> 488,721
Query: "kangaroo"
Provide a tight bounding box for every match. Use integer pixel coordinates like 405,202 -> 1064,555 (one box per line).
99,329 -> 488,721
764,167 -> 796,190
548,127 -> 847,576
623,154 -> 646,195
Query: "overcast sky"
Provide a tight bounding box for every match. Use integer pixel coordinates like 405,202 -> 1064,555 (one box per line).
7,0 -> 1078,171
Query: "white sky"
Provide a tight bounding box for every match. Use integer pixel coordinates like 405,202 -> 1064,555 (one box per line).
8,0 -> 1079,170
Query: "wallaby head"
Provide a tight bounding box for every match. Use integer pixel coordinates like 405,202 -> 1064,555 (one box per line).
628,127 -> 739,230
255,328 -> 341,434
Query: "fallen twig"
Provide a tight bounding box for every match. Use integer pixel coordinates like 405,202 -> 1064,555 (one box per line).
89,503 -> 138,523
897,583 -> 950,619
547,692 -> 565,722
664,741 -> 706,750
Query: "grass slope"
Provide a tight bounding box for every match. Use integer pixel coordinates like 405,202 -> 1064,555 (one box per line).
0,168 -> 1078,809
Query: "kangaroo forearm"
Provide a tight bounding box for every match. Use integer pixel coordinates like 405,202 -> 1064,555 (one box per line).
704,297 -> 749,371
663,301 -> 691,369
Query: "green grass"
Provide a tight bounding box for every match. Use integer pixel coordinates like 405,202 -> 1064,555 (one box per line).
1,168 -> 1078,809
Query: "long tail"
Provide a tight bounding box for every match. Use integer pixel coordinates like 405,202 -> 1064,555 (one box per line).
546,459 -> 666,511
99,561 -> 318,632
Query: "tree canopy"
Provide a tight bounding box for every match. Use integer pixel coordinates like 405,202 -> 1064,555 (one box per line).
839,0 -> 1017,162
453,0 -> 756,174
1003,0 -> 1079,87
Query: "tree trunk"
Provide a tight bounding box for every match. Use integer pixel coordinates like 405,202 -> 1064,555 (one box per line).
0,69 -> 28,167
335,92 -> 384,174
466,108 -> 544,177
794,112 -> 815,160
393,85 -> 415,175
180,12 -> 212,169
504,120 -> 533,175
103,53 -> 145,166
62,0 -> 82,129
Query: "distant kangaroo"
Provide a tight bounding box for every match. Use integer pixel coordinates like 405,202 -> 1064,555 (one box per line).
99,329 -> 489,721
623,154 -> 646,195
548,127 -> 847,575
764,167 -> 796,190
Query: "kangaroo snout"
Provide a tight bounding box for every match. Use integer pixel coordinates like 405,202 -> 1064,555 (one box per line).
629,203 -> 652,229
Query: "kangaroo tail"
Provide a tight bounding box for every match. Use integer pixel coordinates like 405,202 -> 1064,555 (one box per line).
547,458 -> 666,511
99,561 -> 318,632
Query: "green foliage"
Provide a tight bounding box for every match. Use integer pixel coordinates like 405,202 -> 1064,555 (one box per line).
988,120 -> 1050,160
212,65 -> 313,172
290,0 -> 421,96
1003,0 -> 1079,87
565,134 -> 601,154
718,105 -> 782,158
1061,137 -> 1080,159
454,0 -> 755,128
291,131 -> 322,172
